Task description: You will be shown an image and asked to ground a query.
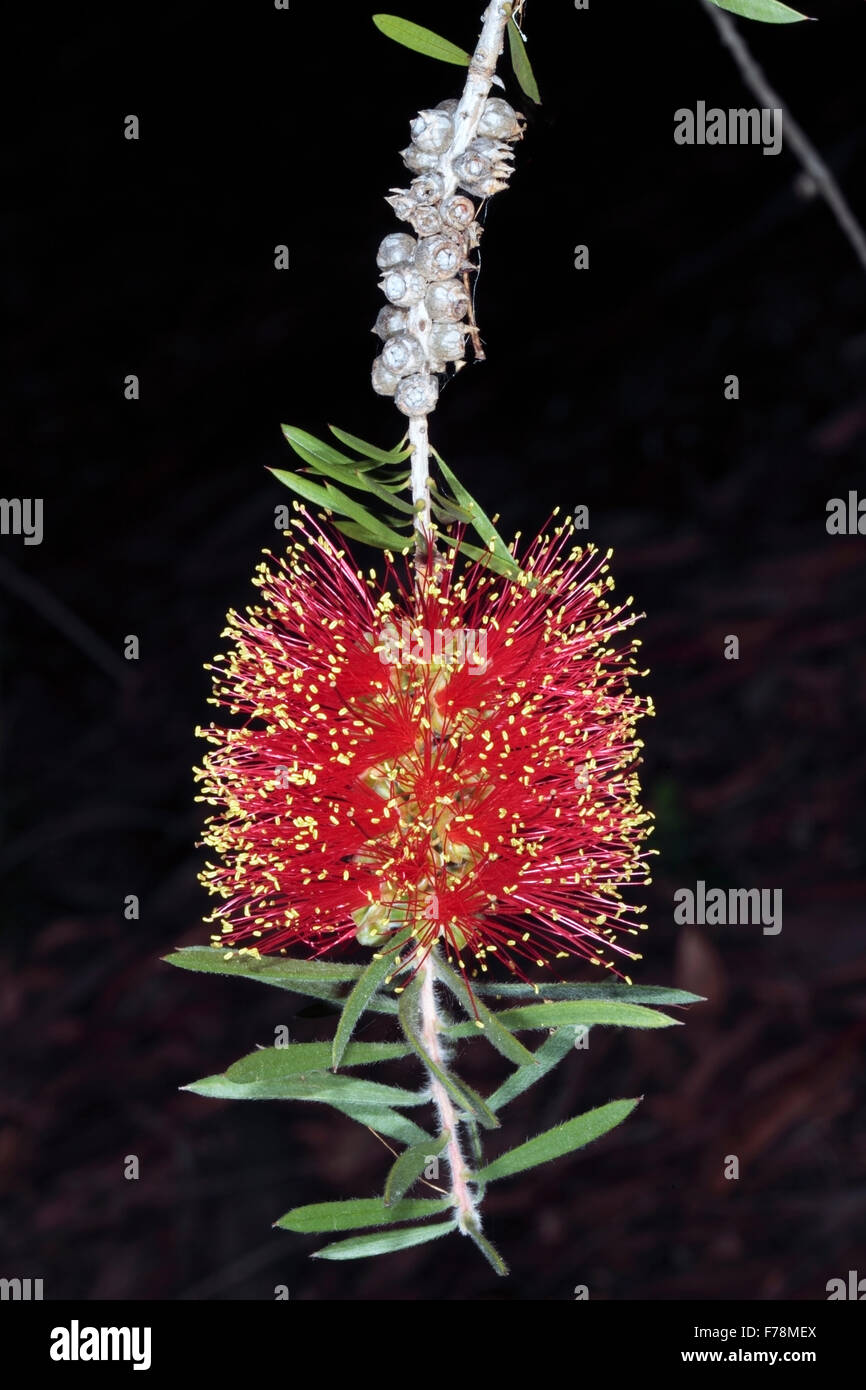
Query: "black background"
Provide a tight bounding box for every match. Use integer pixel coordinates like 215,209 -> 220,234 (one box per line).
2,0 -> 865,1301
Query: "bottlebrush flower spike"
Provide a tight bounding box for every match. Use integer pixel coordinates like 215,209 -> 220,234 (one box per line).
195,509 -> 655,990
172,1 -> 698,1280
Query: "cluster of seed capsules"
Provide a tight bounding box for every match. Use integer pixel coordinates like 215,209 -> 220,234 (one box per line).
372,95 -> 524,417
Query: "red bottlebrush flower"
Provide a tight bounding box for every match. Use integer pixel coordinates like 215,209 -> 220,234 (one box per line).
195,510 -> 655,986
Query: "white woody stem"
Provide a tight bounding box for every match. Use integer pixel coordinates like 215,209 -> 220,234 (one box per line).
409,0 -> 513,568
417,951 -> 479,1232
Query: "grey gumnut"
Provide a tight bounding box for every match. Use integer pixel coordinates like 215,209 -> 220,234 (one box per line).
373,305 -> 408,340
409,174 -> 444,204
371,356 -> 401,397
394,373 -> 439,417
401,143 -> 440,174
380,264 -> 427,307
414,234 -> 465,282
425,279 -> 470,322
430,322 -> 467,362
410,109 -> 454,154
478,97 -> 524,141
381,332 -> 425,377
440,194 -> 476,230
376,232 -> 417,269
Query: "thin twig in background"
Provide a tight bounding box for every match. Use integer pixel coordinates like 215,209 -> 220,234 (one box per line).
700,0 -> 866,275
0,554 -> 130,686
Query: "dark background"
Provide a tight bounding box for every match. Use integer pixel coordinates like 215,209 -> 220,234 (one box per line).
2,0 -> 865,1301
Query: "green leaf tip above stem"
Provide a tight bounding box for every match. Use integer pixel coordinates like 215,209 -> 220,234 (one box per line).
372,15 -> 472,65
707,0 -> 810,22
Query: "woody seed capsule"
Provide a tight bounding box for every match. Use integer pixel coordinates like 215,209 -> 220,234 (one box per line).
371,356 -> 401,397
410,174 -> 444,205
376,232 -> 417,269
381,332 -> 425,377
380,263 -> 427,307
440,194 -> 476,230
373,305 -> 408,340
410,109 -> 454,154
478,97 -> 524,142
401,143 -> 440,175
409,204 -> 444,237
425,279 -> 470,322
394,373 -> 439,417
430,322 -> 467,362
414,233 -> 465,282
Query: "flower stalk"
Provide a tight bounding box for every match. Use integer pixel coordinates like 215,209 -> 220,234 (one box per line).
417,948 -> 478,1232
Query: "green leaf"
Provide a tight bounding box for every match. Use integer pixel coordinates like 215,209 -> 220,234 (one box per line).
281,425 -> 355,469
372,14 -> 471,66
281,432 -> 415,515
476,1098 -> 640,1184
448,1000 -> 680,1036
269,469 -> 410,550
181,1070 -> 426,1107
708,0 -> 809,22
328,425 -> 411,464
434,958 -> 536,1066
487,1027 -> 577,1113
276,1195 -> 449,1233
384,1130 -> 449,1208
225,1041 -> 413,1082
476,982 -> 705,1006
164,946 -> 362,985
433,449 -> 521,577
447,538 -> 526,582
397,979 -> 500,1130
313,1218 -> 458,1260
464,1219 -> 509,1277
331,518 -> 411,551
333,934 -> 412,1070
505,6 -> 541,104
332,1103 -> 431,1147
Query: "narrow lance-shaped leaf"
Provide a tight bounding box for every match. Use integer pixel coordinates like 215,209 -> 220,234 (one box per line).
330,1103 -> 431,1148
372,14 -> 471,66
269,469 -> 411,550
487,1027 -> 577,1113
327,424 -> 411,463
447,1000 -> 681,1036
181,1069 -> 426,1108
163,946 -> 362,985
276,1194 -> 449,1234
434,957 -> 536,1066
384,1130 -> 449,1208
708,0 -> 809,22
476,1098 -> 641,1184
312,1219 -> 458,1261
281,432 -> 416,515
504,5 -> 541,104
331,518 -> 411,551
475,981 -> 705,1006
433,449 -> 522,577
225,1041 -> 414,1082
333,930 -> 413,1070
464,1218 -> 509,1277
